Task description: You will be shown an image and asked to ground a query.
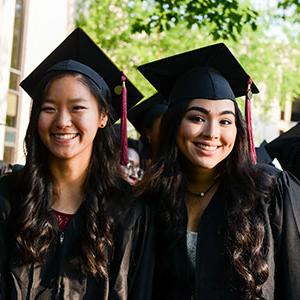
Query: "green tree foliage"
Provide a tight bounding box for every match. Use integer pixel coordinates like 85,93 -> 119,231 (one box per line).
278,0 -> 300,22
228,23 -> 300,116
129,0 -> 258,40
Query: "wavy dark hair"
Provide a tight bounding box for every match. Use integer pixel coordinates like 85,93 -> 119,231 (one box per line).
11,72 -> 121,278
138,99 -> 275,299
140,116 -> 164,167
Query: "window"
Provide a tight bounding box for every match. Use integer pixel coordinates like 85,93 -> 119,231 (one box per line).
4,146 -> 15,164
10,0 -> 24,70
3,0 -> 25,163
6,92 -> 18,127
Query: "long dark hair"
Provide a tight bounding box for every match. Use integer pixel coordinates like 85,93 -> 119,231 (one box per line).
12,72 -> 121,278
139,99 -> 274,299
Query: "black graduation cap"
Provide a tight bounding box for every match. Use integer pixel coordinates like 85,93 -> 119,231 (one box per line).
265,123 -> 300,178
137,42 -> 259,104
128,93 -> 168,135
255,140 -> 274,165
20,27 -> 143,120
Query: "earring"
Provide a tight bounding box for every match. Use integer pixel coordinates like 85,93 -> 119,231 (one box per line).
100,124 -> 105,128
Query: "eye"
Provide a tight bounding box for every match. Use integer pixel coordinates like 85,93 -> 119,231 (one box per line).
220,119 -> 233,125
40,106 -> 56,113
72,105 -> 87,111
188,115 -> 206,123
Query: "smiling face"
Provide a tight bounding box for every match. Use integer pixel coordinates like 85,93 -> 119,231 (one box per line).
37,74 -> 108,164
176,98 -> 237,170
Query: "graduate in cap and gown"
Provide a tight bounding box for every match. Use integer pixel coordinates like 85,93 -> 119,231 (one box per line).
137,43 -> 300,300
128,93 -> 168,168
0,28 -> 154,299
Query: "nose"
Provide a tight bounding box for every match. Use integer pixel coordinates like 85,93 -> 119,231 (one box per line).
54,109 -> 72,129
131,167 -> 141,179
202,120 -> 219,139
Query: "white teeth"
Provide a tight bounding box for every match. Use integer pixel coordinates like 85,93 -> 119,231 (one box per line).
196,143 -> 218,150
53,134 -> 78,140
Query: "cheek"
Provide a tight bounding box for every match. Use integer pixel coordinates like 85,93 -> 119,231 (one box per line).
223,128 -> 237,147
177,122 -> 198,143
37,113 -> 50,136
76,113 -> 100,130
176,125 -> 190,153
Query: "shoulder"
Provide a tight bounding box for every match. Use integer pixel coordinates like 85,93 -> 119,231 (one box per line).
255,162 -> 282,178
256,163 -> 300,195
0,170 -> 22,196
255,163 -> 300,203
0,170 -> 20,189
258,163 -> 300,238
0,172 -> 21,221
254,163 -> 291,192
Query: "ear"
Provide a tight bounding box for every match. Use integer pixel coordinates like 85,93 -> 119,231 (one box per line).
98,113 -> 108,128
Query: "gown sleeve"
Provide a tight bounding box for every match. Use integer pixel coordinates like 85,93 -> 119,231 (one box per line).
0,173 -> 14,300
273,170 -> 300,300
110,199 -> 155,300
127,201 -> 155,300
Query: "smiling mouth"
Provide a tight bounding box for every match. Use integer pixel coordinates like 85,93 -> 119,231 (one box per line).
51,133 -> 79,141
194,142 -> 221,151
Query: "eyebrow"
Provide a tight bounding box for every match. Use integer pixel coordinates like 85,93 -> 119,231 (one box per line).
42,98 -> 89,104
187,106 -> 235,116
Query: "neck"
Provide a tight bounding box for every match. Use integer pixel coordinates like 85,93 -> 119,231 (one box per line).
49,157 -> 90,214
186,167 -> 220,190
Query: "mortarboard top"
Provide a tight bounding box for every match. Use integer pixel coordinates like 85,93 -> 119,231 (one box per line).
265,122 -> 300,161
20,27 -> 143,120
255,140 -> 273,165
128,93 -> 168,135
265,123 -> 300,180
137,43 -> 259,105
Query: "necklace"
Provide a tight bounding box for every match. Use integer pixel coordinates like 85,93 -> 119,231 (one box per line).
187,176 -> 220,197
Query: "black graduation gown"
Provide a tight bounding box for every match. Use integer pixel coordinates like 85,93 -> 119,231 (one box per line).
0,172 -> 155,300
153,166 -> 300,300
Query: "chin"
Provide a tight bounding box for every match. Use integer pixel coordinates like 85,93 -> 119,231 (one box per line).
190,159 -> 218,170
49,151 -> 75,160
127,178 -> 138,186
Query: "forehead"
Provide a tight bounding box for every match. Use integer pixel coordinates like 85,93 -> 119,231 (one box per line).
186,98 -> 235,112
128,148 -> 140,162
41,75 -> 101,109
46,73 -> 84,87
44,74 -> 93,96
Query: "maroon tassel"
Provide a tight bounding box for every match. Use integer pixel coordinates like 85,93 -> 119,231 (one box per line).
245,77 -> 257,164
120,73 -> 128,166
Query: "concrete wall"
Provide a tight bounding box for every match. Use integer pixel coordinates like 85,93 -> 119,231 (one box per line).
0,0 -> 17,159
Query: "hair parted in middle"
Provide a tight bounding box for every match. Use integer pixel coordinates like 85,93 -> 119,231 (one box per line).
12,71 -> 123,278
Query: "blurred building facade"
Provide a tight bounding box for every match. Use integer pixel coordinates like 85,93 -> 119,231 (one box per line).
0,0 -> 76,164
